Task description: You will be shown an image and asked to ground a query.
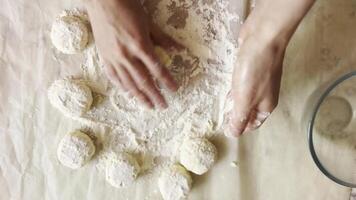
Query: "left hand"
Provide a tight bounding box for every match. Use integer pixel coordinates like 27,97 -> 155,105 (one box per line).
228,13 -> 286,137
228,0 -> 314,136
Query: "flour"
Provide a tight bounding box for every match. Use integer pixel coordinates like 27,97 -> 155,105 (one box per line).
158,164 -> 192,200
57,130 -> 96,169
81,46 -> 110,93
51,9 -> 90,54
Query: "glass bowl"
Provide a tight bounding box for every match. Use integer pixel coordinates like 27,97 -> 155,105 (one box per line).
306,71 -> 356,187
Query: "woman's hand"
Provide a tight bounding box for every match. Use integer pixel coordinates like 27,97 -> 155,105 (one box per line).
85,0 -> 182,109
229,14 -> 286,136
229,0 -> 315,136
229,27 -> 285,136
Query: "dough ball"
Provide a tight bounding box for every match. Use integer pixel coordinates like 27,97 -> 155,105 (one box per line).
158,164 -> 192,200
57,130 -> 95,169
179,137 -> 217,175
105,152 -> 140,188
51,14 -> 89,54
48,78 -> 93,117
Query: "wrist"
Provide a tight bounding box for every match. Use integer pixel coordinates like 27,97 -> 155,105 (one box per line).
239,0 -> 315,49
238,20 -> 290,54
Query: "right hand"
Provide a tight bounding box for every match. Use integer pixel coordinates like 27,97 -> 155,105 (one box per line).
86,0 -> 183,109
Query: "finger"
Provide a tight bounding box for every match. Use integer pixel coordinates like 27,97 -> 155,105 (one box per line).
257,97 -> 276,121
245,109 -> 263,131
246,98 -> 276,131
123,57 -> 168,109
229,98 -> 255,137
245,111 -> 271,132
137,42 -> 179,92
114,64 -> 154,109
150,22 -> 184,51
104,64 -> 124,89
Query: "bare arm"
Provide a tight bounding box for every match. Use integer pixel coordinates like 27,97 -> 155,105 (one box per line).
229,0 -> 315,136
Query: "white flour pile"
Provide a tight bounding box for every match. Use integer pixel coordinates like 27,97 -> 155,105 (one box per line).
49,0 -> 240,197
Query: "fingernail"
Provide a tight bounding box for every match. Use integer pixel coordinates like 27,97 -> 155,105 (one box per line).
158,101 -> 168,109
139,100 -> 154,109
146,102 -> 155,109
256,112 -> 270,121
251,119 -> 262,128
231,110 -> 247,123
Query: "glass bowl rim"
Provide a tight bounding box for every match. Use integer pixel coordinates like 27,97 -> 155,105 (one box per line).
308,70 -> 356,188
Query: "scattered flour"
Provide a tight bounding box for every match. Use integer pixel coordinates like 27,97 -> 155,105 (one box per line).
179,137 -> 217,175
57,130 -> 96,169
81,46 -> 110,93
48,78 -> 93,117
158,164 -> 192,200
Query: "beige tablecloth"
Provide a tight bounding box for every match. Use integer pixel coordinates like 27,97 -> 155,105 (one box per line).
0,0 -> 354,199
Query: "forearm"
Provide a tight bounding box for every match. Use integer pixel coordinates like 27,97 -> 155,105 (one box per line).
246,0 -> 315,46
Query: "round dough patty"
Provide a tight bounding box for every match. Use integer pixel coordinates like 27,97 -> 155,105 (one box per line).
57,130 -> 95,169
158,164 -> 192,200
51,14 -> 89,54
105,152 -> 140,188
180,137 -> 217,175
48,78 -> 93,117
